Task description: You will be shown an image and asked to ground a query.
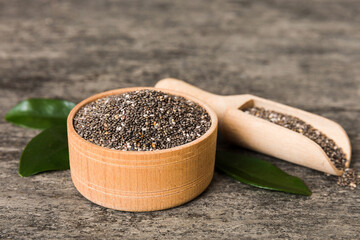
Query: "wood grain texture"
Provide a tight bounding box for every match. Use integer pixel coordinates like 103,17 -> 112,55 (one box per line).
1,0 -> 360,239
67,87 -> 218,211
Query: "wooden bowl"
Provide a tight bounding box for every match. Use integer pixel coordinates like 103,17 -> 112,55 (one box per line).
67,87 -> 218,212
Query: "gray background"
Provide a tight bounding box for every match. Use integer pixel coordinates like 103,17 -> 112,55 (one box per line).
0,0 -> 359,239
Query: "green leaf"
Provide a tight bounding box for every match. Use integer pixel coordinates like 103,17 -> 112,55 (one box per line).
216,150 -> 311,196
5,99 -> 76,130
19,125 -> 69,177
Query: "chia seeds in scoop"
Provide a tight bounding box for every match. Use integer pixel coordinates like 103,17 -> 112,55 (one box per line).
73,89 -> 211,151
243,107 -> 359,189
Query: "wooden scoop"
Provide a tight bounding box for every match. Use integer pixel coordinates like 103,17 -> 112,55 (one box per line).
155,78 -> 351,176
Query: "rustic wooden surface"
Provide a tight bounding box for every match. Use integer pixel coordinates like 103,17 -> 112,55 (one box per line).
0,0 -> 359,239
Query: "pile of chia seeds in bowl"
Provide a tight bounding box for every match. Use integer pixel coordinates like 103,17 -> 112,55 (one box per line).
73,89 -> 211,151
243,106 -> 359,190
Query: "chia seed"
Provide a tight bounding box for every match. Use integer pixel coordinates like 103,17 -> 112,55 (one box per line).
73,89 -> 211,151
243,106 -> 359,189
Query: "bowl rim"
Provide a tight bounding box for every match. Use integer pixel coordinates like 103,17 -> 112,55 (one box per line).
67,86 -> 218,155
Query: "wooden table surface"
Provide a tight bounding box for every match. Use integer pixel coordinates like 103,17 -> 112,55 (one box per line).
1,0 -> 359,239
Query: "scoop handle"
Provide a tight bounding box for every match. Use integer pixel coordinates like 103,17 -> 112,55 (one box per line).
156,78 -> 219,100
155,78 -> 251,119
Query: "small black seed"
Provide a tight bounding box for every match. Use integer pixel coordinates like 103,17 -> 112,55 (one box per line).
74,89 -> 211,151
